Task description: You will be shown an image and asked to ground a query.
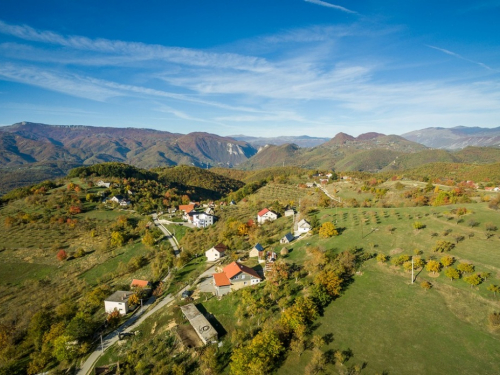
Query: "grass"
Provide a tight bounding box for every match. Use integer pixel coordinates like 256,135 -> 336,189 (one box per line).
278,263 -> 500,375
0,262 -> 57,285
165,224 -> 189,241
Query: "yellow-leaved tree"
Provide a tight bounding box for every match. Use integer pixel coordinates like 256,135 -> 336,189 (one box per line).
319,222 -> 338,238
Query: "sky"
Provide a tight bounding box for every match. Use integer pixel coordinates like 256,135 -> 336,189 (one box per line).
0,0 -> 499,137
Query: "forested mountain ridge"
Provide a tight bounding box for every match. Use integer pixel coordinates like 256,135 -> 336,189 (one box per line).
402,126 -> 500,149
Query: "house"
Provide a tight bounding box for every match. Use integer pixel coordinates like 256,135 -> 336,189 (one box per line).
179,204 -> 196,214
188,212 -> 216,228
306,182 -> 315,188
109,195 -> 130,207
249,243 -> 264,258
319,179 -> 328,185
284,208 -> 295,217
229,200 -> 236,205
280,233 -> 294,244
205,207 -> 215,215
257,208 -> 278,224
179,304 -> 218,345
296,219 -> 312,234
97,180 -> 111,188
212,261 -> 262,296
130,279 -> 150,289
205,243 -> 227,262
104,291 -> 135,315
326,173 -> 333,178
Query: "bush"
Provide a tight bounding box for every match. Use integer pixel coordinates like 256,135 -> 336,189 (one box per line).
489,312 -> 500,327
420,281 -> 432,290
433,240 -> 454,253
57,250 -> 68,262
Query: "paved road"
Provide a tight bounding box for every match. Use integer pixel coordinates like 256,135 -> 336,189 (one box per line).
76,263 -> 220,375
152,214 -> 181,256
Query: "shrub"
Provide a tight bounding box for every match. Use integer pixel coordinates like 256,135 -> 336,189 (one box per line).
489,312 -> 500,327
420,281 -> 432,290
57,250 -> 68,262
433,240 -> 454,253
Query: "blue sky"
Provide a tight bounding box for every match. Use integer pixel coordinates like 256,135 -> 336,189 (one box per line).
0,0 -> 499,137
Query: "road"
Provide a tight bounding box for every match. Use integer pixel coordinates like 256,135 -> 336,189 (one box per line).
77,262 -> 220,375
319,185 -> 341,203
152,213 -> 181,257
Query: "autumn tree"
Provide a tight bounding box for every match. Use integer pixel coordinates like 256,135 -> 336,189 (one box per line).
305,348 -> 326,375
56,250 -> 68,262
266,259 -> 290,285
376,253 -> 388,263
444,268 -> 460,281
433,240 -> 454,253
425,260 -> 441,275
142,230 -> 155,247
199,344 -> 218,375
106,309 -> 121,328
440,255 -> 455,268
128,294 -> 140,306
464,274 -> 482,288
280,296 -> 318,334
487,284 -> 500,297
413,221 -> 425,230
110,231 -> 125,247
457,262 -> 475,274
315,269 -> 343,297
304,247 -> 328,274
413,256 -> 425,269
319,222 -> 338,238
230,329 -> 284,375
420,281 -> 432,290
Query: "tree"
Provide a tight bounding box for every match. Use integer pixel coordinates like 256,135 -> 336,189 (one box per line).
420,281 -> 432,290
57,249 -> 68,262
142,230 -> 155,247
376,253 -> 388,263
487,284 -> 499,297
444,268 -> 460,281
425,260 -> 441,275
305,348 -> 326,375
457,262 -> 475,274
199,344 -> 218,375
110,231 -> 125,247
106,309 -> 121,328
280,296 -> 318,333
433,240 -> 454,253
128,293 -> 140,306
319,222 -> 338,238
413,256 -> 425,269
440,255 -> 455,268
315,269 -> 343,297
413,221 -> 425,230
464,274 -> 481,288
52,335 -> 78,362
485,222 -> 498,232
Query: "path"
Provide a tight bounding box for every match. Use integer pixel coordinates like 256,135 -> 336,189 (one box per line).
319,185 -> 342,204
77,262 -> 220,375
152,213 -> 181,257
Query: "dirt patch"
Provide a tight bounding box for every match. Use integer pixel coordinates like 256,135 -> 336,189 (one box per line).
176,324 -> 203,349
390,248 -> 403,255
427,272 -> 440,278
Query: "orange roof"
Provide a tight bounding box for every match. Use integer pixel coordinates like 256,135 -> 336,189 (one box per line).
179,204 -> 195,213
213,272 -> 231,286
258,208 -> 270,217
130,279 -> 149,288
223,261 -> 262,280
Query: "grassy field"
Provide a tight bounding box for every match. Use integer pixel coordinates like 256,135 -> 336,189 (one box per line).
0,262 -> 58,285
278,263 -> 500,375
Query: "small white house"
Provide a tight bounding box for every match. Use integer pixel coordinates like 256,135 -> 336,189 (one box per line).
104,291 -> 135,315
110,195 -> 130,206
257,208 -> 278,224
249,243 -> 264,258
97,180 -> 111,188
206,243 -> 227,262
296,219 -> 312,234
284,209 -> 295,217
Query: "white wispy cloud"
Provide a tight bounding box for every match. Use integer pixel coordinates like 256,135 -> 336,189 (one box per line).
0,20 -> 271,72
427,45 -> 497,71
304,0 -> 357,14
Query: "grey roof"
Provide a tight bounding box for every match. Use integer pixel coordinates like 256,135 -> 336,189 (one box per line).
180,304 -> 218,344
105,291 -> 134,303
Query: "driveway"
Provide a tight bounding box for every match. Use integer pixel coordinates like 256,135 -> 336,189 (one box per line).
197,276 -> 215,294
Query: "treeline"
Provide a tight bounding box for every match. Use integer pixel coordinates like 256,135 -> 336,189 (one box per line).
68,162 -> 157,180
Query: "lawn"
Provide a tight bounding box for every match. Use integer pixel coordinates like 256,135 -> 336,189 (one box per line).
278,263 -> 500,375
0,262 -> 57,285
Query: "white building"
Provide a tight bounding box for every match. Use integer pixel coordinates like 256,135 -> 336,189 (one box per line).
104,291 -> 134,315
109,195 -> 130,206
97,180 -> 111,188
188,212 -> 216,228
284,209 -> 295,217
257,208 -> 278,224
205,243 -> 227,262
296,219 -> 312,234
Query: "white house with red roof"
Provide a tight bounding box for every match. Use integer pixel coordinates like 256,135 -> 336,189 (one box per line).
212,261 -> 262,296
257,208 -> 278,224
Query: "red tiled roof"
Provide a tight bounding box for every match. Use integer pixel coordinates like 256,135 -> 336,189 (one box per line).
258,208 -> 270,217
223,261 -> 262,280
213,272 -> 231,286
130,279 -> 149,288
179,204 -> 195,213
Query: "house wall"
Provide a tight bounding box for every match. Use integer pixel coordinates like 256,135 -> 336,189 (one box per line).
249,248 -> 259,257
104,300 -> 129,315
206,249 -> 222,262
215,285 -> 231,296
230,274 -> 261,290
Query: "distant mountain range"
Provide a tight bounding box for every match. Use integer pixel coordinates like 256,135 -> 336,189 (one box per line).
230,134 -> 330,148
402,126 -> 500,149
1,122 -> 500,194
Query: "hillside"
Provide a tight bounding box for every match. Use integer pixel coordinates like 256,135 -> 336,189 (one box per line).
402,126 -> 500,149
0,122 -> 257,169
230,134 -> 330,148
